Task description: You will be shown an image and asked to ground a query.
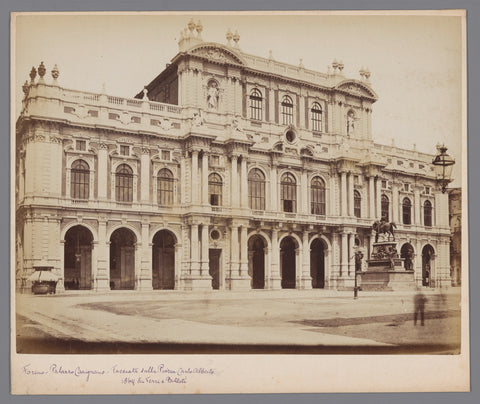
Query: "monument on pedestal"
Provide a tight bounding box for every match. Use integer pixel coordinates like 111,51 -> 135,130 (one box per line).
359,219 -> 416,291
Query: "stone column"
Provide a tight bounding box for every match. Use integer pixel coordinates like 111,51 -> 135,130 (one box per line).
300,230 -> 312,289
414,187 -> 421,225
230,224 -> 239,277
329,175 -> 336,216
190,223 -> 200,275
270,228 -> 281,289
348,173 -> 354,217
369,176 -> 375,219
180,154 -> 186,205
97,144 -> 108,200
341,231 -> 348,277
301,170 -> 308,214
341,172 -> 347,217
140,148 -> 150,203
137,222 -> 153,290
191,151 -> 199,204
95,219 -> 110,291
348,233 -> 355,276
240,156 -> 248,209
201,152 -> 209,205
392,182 -> 399,223
201,223 -> 209,275
231,155 -> 238,208
375,177 -> 381,220
239,225 -> 248,277
270,164 -> 277,211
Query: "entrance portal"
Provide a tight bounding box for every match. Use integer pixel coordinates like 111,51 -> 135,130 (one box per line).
209,249 -> 221,290
152,230 -> 176,289
110,228 -> 136,290
280,236 -> 296,289
64,225 -> 93,290
310,238 -> 325,288
248,235 -> 266,289
422,244 -> 434,287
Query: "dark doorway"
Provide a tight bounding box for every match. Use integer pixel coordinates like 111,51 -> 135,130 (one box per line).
400,243 -> 415,271
110,228 -> 136,290
152,230 -> 176,290
64,225 -> 94,290
209,249 -> 221,290
280,236 -> 296,289
422,244 -> 434,287
310,238 -> 325,288
249,235 -> 265,289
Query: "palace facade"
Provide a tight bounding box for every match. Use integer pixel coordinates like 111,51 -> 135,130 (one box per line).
15,21 -> 452,292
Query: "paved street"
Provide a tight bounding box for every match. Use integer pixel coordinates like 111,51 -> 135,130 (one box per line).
15,288 -> 462,354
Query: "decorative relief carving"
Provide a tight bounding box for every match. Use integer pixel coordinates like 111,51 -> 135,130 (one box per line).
337,82 -> 375,99
190,46 -> 243,65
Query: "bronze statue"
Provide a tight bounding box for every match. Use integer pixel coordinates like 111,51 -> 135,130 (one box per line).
372,219 -> 397,242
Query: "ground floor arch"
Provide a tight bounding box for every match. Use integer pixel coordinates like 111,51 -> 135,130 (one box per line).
152,229 -> 176,290
310,238 -> 326,288
280,236 -> 297,289
64,225 -> 94,290
422,244 -> 435,287
400,243 -> 415,271
248,235 -> 267,289
110,228 -> 136,290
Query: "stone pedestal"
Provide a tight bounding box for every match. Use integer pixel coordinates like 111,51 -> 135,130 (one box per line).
359,241 -> 415,291
183,275 -> 213,291
225,276 -> 251,290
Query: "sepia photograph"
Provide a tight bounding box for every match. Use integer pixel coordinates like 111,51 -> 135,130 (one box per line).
11,10 -> 469,394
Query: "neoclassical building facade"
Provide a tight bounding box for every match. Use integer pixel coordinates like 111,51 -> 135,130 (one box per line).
15,21 -> 452,292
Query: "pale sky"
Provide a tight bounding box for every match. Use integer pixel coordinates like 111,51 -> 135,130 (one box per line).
13,12 -> 464,186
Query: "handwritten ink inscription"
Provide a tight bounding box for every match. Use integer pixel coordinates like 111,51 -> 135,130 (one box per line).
22,363 -> 217,386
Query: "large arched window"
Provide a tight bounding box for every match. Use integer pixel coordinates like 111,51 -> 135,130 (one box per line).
249,88 -> 262,121
71,159 -> 90,200
354,190 -> 362,218
208,173 -> 223,206
248,168 -> 266,210
424,200 -> 433,227
402,198 -> 412,225
381,194 -> 389,221
281,95 -> 294,125
311,102 -> 323,132
157,168 -> 174,206
116,164 -> 133,202
311,177 -> 326,215
281,172 -> 297,213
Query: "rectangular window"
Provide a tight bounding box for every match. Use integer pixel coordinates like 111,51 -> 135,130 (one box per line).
425,186 -> 430,194
161,150 -> 171,161
88,110 -> 98,117
283,200 -> 293,213
64,106 -> 75,114
109,113 -> 120,120
76,140 -> 86,151
131,116 -> 141,124
382,180 -> 387,188
120,145 -> 129,156
404,183 -> 410,192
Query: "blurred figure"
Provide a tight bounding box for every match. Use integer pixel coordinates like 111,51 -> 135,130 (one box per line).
414,290 -> 427,326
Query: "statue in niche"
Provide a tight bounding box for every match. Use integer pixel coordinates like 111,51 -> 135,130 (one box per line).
347,110 -> 356,136
192,110 -> 204,127
207,81 -> 219,110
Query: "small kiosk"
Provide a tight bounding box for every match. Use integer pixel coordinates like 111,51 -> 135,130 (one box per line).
27,266 -> 59,295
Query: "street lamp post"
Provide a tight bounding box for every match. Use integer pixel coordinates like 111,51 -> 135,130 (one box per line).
432,144 -> 455,193
353,248 -> 363,299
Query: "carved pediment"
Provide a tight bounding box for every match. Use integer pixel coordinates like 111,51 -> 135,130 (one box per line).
335,80 -> 378,100
189,44 -> 244,66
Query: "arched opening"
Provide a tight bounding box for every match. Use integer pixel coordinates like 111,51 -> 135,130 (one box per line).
152,230 -> 176,290
64,225 -> 94,290
280,236 -> 297,289
400,243 -> 415,271
310,238 -> 326,288
248,235 -> 266,289
422,244 -> 435,287
110,228 -> 136,290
